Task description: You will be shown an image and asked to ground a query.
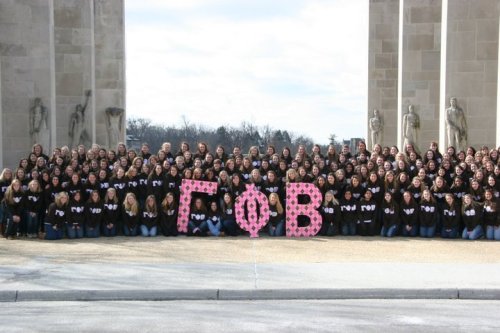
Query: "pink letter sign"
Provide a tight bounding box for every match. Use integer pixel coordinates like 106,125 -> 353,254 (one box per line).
285,183 -> 322,237
235,184 -> 270,238
177,179 -> 218,233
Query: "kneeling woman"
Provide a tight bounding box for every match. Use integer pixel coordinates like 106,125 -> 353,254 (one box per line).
319,191 -> 341,236
85,190 -> 103,238
483,189 -> 500,240
159,192 -> 178,236
206,201 -> 222,236
67,191 -> 85,239
381,192 -> 399,237
268,193 -> 284,237
102,188 -> 120,237
441,193 -> 460,239
123,193 -> 140,236
3,179 -> 24,239
400,191 -> 419,237
45,191 -> 69,240
461,194 -> 483,240
357,190 -> 377,236
141,195 -> 159,237
419,189 -> 438,238
188,198 -> 208,236
221,193 -> 239,236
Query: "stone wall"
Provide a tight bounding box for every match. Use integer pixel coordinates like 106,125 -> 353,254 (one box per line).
400,0 -> 442,152
0,0 -> 125,169
442,0 -> 499,150
54,0 -> 93,148
94,0 -> 125,147
0,0 -> 53,166
368,0 -> 400,150
369,0 -> 500,152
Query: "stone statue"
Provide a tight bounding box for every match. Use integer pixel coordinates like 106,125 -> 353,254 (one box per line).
68,90 -> 92,148
445,97 -> 467,151
29,97 -> 50,149
369,109 -> 383,147
105,107 -> 124,149
402,104 -> 420,150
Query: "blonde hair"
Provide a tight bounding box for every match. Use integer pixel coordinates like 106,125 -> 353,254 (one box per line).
105,188 -> 118,204
269,193 -> 284,215
0,168 -> 12,182
161,192 -> 177,210
144,194 -> 158,214
3,179 -> 22,204
123,192 -> 139,215
55,191 -> 69,207
323,190 -> 339,206
286,169 -> 298,184
28,179 -> 42,193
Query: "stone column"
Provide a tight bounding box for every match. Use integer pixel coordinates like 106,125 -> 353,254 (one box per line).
0,56 -> 3,168
497,17 -> 500,147
94,0 -> 126,149
398,0 -> 442,153
368,0 -> 400,150
54,0 -> 94,149
0,0 -> 53,167
441,0 -> 499,151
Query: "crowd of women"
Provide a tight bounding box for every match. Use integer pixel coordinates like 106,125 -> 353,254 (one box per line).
0,140 -> 499,241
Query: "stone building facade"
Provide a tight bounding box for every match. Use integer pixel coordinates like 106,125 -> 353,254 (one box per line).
0,0 -> 125,168
368,0 -> 499,153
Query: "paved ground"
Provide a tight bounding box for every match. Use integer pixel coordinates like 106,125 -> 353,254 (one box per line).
2,236 -> 499,265
0,300 -> 499,332
0,236 -> 499,297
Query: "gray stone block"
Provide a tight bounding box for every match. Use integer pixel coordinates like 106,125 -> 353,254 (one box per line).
0,43 -> 27,56
218,288 -> 459,300
56,73 -> 83,96
16,289 -> 218,302
0,291 -> 16,302
410,5 -> 441,24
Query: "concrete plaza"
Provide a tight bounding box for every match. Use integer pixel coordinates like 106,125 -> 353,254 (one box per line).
1,236 -> 500,301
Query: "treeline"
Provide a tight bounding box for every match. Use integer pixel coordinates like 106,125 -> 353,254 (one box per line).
126,118 -> 338,154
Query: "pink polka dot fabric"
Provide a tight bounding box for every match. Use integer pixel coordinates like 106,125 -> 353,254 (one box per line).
235,184 -> 270,238
285,183 -> 323,237
177,179 -> 218,233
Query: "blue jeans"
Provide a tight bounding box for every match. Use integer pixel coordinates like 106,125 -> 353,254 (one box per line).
401,224 -> 419,237
102,224 -> 117,237
206,220 -> 221,236
140,225 -> 157,237
45,223 -> 64,240
441,227 -> 458,239
221,218 -> 240,236
123,225 -> 138,236
462,225 -> 483,240
5,216 -> 20,237
381,225 -> 398,237
420,225 -> 436,238
85,226 -> 100,238
486,225 -> 500,240
341,221 -> 357,236
26,212 -> 40,235
66,224 -> 84,239
268,220 -> 284,237
188,220 -> 208,234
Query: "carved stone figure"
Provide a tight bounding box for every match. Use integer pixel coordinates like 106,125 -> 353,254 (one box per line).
369,109 -> 383,148
29,98 -> 50,149
105,107 -> 124,149
445,97 -> 467,151
402,104 -> 420,150
68,90 -> 92,148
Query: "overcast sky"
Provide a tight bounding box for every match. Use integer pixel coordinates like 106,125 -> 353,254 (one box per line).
125,0 -> 368,144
